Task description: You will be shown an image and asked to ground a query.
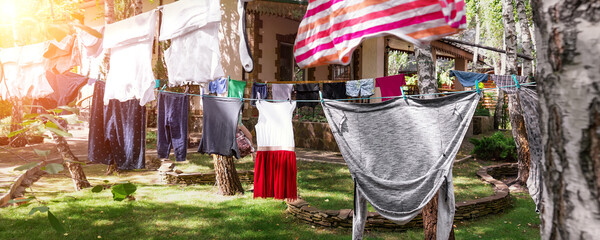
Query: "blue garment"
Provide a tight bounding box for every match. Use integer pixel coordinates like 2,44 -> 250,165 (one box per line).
251,82 -> 268,106
449,70 -> 488,87
209,77 -> 228,94
157,92 -> 189,162
104,99 -> 146,170
346,79 -> 374,97
88,81 -> 111,165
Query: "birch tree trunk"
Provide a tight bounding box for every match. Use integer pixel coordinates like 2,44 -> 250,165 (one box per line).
531,0 -> 600,238
53,133 -> 91,190
212,155 -> 244,195
503,0 -> 531,186
416,45 -> 455,240
515,0 -> 534,77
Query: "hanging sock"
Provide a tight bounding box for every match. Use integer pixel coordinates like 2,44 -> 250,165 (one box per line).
322,92 -> 480,240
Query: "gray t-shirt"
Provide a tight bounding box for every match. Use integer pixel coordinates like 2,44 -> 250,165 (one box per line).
198,97 -> 243,158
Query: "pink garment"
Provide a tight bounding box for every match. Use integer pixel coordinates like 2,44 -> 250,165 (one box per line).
375,74 -> 406,101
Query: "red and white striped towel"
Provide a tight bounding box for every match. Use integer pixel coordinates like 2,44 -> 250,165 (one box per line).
293,0 -> 467,68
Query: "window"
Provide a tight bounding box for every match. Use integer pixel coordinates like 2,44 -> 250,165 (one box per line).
331,64 -> 351,80
278,42 -> 305,81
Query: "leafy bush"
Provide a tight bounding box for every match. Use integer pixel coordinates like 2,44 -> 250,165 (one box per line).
470,132 -> 517,161
475,108 -> 491,116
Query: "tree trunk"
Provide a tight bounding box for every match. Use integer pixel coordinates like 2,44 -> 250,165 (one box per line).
472,14 -> 480,71
416,45 -> 454,239
532,0 -> 600,238
503,0 -> 531,187
494,90 -> 506,129
53,133 -> 91,190
515,0 -> 533,77
9,99 -> 26,148
212,154 -> 244,196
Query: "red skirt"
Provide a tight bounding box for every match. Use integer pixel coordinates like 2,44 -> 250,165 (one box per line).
253,150 -> 297,200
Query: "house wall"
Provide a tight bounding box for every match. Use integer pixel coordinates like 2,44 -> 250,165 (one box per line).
258,15 -> 300,81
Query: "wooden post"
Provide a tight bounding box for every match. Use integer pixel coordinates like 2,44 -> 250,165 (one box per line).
212,154 -> 244,195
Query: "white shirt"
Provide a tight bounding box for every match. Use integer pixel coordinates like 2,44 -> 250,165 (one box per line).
0,42 -> 53,100
255,100 -> 296,149
103,10 -> 157,106
160,0 -> 224,86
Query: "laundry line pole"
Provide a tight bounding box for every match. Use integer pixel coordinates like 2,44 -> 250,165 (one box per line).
441,37 -> 534,61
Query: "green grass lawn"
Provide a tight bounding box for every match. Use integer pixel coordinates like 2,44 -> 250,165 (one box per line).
0,151 -> 539,239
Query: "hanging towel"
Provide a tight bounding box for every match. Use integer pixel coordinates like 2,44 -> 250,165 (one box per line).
104,99 -> 147,170
375,74 -> 406,101
271,84 -> 293,100
254,100 -> 297,200
0,42 -> 54,100
322,92 -> 480,240
157,92 -> 189,162
251,82 -> 268,106
293,0 -> 467,68
198,97 -> 243,158
228,79 -> 247,99
103,10 -> 157,106
44,35 -> 79,74
160,0 -> 224,85
493,75 -> 542,211
346,79 -> 375,97
295,83 -> 320,108
323,82 -> 346,99
449,70 -> 489,87
76,26 -> 104,77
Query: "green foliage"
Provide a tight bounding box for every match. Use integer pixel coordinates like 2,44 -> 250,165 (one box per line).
42,163 -> 65,175
294,105 -> 327,123
14,162 -> 41,171
470,132 -> 517,161
475,108 -> 491,116
91,181 -> 138,201
387,50 -> 410,76
47,211 -> 66,233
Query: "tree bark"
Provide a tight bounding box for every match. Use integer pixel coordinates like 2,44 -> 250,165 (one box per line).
515,0 -> 534,77
531,0 -> 600,238
503,0 -> 531,187
212,154 -> 244,196
416,45 -> 454,239
472,14 -> 480,71
53,133 -> 91,190
9,99 -> 26,148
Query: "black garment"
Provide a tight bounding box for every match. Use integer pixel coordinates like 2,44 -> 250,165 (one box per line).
157,92 -> 189,162
322,82 -> 346,99
250,82 -> 268,106
295,83 -> 319,109
32,71 -> 89,112
88,81 -> 111,165
198,97 -> 243,158
104,99 -> 146,170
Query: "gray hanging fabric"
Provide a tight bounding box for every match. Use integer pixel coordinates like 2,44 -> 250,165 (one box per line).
322,92 -> 480,240
493,74 -> 542,211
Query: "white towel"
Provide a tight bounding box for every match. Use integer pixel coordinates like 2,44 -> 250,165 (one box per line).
159,0 -> 221,41
0,43 -> 53,100
103,10 -> 157,106
160,0 -> 224,86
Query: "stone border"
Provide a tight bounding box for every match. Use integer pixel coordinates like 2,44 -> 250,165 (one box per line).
286,163 -> 514,230
163,170 -> 254,185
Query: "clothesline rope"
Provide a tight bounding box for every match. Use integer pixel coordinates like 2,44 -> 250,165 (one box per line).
155,82 -> 536,103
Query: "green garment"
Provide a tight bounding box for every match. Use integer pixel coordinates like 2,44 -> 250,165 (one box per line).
227,79 -> 247,98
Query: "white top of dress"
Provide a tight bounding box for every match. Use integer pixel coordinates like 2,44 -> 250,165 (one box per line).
255,100 -> 296,148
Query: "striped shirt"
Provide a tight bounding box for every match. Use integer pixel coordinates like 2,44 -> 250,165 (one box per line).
293,0 -> 467,68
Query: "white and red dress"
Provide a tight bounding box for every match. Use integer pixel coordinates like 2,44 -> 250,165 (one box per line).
253,100 -> 297,200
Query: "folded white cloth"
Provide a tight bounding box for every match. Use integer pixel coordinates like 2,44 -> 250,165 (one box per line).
103,10 -> 157,106
160,0 -> 224,86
